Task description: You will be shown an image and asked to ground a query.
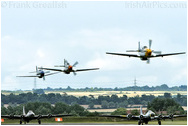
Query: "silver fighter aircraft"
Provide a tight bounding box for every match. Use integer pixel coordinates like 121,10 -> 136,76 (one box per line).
106,40 -> 185,63
17,66 -> 60,80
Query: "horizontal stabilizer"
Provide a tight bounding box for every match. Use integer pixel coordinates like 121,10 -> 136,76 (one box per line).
126,50 -> 140,52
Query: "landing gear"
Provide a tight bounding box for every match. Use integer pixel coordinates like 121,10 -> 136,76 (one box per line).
20,121 -> 22,124
138,121 -> 141,125
138,120 -> 143,125
38,120 -> 41,124
158,120 -> 161,125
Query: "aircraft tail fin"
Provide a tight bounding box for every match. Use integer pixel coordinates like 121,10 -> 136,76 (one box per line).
140,106 -> 143,115
23,106 -> 26,115
36,66 -> 38,72
64,59 -> 69,67
64,59 -> 67,67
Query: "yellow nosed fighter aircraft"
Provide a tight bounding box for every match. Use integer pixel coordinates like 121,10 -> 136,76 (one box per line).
106,40 -> 186,64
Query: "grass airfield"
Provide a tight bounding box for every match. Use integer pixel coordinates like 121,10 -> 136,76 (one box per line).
2,117 -> 187,125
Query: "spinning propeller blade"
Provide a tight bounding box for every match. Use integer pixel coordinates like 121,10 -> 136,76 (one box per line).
43,76 -> 45,81
73,71 -> 77,76
73,61 -> 78,67
147,58 -> 150,64
149,39 -> 152,49
138,41 -> 141,51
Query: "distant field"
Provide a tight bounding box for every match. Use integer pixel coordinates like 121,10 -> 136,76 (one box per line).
2,90 -> 187,98
46,91 -> 187,98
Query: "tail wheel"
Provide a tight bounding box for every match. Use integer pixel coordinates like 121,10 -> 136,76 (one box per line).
158,120 -> 161,125
38,120 -> 41,124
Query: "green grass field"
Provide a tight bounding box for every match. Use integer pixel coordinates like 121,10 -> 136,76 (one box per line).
1,117 -> 187,125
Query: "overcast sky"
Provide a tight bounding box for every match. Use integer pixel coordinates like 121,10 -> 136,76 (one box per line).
1,1 -> 187,90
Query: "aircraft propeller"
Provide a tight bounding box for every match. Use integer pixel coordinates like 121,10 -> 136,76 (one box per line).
72,61 -> 78,67
147,58 -> 150,64
71,61 -> 78,76
169,114 -> 174,121
149,39 -> 152,49
148,40 -> 162,54
37,114 -> 42,119
127,114 -> 132,120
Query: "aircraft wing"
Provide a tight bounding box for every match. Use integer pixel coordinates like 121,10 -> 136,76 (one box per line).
34,114 -> 72,119
16,75 -> 39,77
39,68 -> 64,72
44,72 -> 61,76
162,115 -> 187,119
173,115 -> 187,118
151,52 -> 186,58
75,68 -> 99,72
154,114 -> 187,120
99,115 -> 128,118
99,115 -> 139,120
1,115 -> 22,119
106,52 -> 139,58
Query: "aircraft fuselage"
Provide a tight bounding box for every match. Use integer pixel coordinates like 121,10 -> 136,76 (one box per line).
20,110 -> 36,124
64,65 -> 73,74
139,48 -> 152,60
36,71 -> 45,78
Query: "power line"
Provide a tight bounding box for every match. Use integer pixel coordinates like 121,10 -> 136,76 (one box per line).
134,77 -> 137,86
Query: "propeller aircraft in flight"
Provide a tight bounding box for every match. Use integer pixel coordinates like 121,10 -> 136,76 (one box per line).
38,59 -> 99,75
1,106 -> 72,124
16,66 -> 60,80
100,106 -> 186,125
106,39 -> 186,63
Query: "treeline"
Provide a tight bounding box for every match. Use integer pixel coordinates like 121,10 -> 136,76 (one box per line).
43,84 -> 187,91
1,98 -> 186,116
147,98 -> 185,114
1,102 -> 99,116
2,92 -> 187,108
110,98 -> 186,115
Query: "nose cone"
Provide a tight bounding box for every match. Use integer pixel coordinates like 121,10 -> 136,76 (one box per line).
148,49 -> 152,55
68,65 -> 73,70
146,49 -> 152,56
38,71 -> 45,77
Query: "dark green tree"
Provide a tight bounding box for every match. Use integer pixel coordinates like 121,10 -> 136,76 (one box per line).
131,109 -> 139,115
101,100 -> 109,109
111,108 -> 127,115
89,103 -> 95,109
